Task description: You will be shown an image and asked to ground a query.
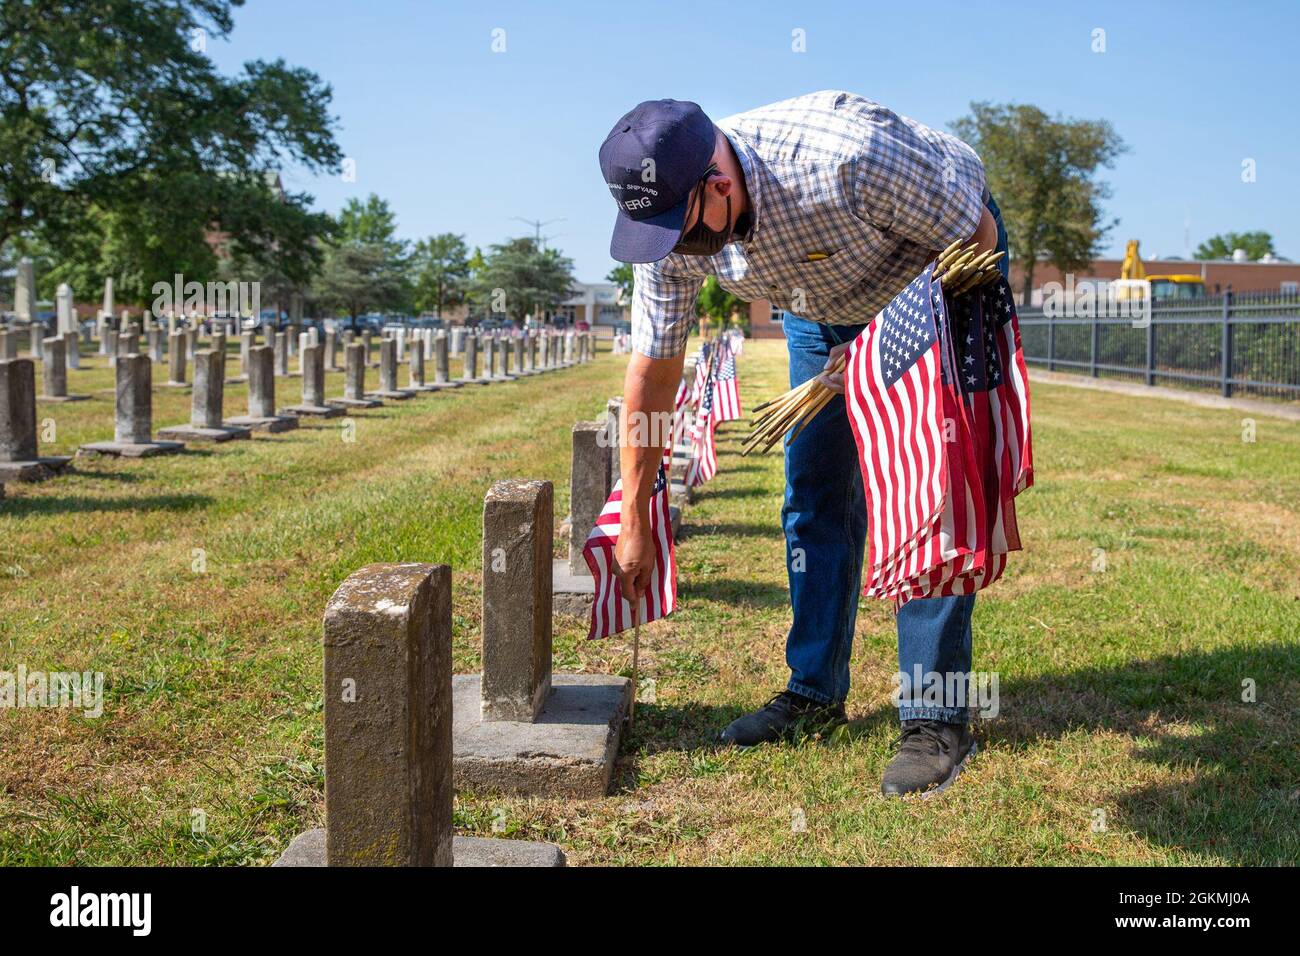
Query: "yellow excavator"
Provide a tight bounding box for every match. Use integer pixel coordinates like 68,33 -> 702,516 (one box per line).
1118,239 -> 1206,300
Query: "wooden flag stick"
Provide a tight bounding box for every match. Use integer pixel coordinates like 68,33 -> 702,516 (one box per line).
629,601 -> 641,729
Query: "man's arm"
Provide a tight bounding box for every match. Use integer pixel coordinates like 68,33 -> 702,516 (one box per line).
614,350 -> 684,602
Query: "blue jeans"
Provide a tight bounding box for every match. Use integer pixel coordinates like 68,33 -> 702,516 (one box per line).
780,194 -> 1009,724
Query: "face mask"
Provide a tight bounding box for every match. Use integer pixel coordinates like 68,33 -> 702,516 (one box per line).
672,168 -> 732,257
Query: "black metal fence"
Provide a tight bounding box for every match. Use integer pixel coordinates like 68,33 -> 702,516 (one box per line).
1017,290 -> 1300,402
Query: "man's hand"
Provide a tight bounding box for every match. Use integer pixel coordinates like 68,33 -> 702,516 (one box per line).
815,341 -> 851,394
613,519 -> 655,605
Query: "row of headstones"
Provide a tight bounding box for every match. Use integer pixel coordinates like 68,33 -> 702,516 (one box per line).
279,352 -> 699,867
281,476 -> 596,866
0,328 -> 598,477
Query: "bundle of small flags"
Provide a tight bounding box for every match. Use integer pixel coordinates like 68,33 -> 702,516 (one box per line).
842,263 -> 1033,609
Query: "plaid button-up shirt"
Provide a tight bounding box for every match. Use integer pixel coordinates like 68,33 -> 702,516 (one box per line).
630,91 -> 987,359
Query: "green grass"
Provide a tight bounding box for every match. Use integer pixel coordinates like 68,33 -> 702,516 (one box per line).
2,338 -> 1298,865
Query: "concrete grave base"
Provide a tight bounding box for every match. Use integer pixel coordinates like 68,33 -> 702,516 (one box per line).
226,414 -> 300,433
326,396 -> 382,409
224,375 -> 248,385
273,827 -> 566,868
37,394 -> 90,403
452,673 -> 630,799
0,456 -> 73,482
156,424 -> 251,443
552,559 -> 595,616
77,440 -> 183,459
365,389 -> 413,401
161,381 -> 192,389
424,381 -> 464,391
280,403 -> 345,419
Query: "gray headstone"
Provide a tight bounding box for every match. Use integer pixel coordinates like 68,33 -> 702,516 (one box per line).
41,337 -> 67,398
379,338 -> 399,392
302,344 -> 325,405
434,332 -> 450,384
192,350 -> 224,429
325,329 -> 338,371
463,334 -> 479,382
247,345 -> 276,418
324,563 -> 454,867
63,330 -> 80,370
147,329 -> 164,363
275,331 -> 290,376
14,258 -> 35,321
115,353 -> 153,444
0,359 -> 38,461
569,421 -> 612,575
408,338 -> 425,387
606,397 -> 624,491
344,342 -> 366,400
481,479 -> 553,723
168,331 -> 186,383
0,329 -> 17,361
239,331 -> 253,375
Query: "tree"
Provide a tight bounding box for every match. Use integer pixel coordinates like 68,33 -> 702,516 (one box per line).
0,0 -> 342,292
1194,231 -> 1277,261
315,243 -> 407,325
336,195 -> 407,259
472,237 -> 574,325
696,276 -> 747,328
410,233 -> 470,315
952,102 -> 1126,301
606,262 -> 634,302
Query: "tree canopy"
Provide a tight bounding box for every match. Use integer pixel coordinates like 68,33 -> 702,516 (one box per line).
953,102 -> 1126,300
1194,231 -> 1278,261
0,0 -> 341,302
410,233 -> 470,316
472,237 -> 574,325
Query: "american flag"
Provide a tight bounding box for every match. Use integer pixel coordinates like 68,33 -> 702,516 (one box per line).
712,345 -> 742,422
691,347 -> 710,408
582,465 -> 677,639
686,355 -> 718,487
844,266 -> 1032,608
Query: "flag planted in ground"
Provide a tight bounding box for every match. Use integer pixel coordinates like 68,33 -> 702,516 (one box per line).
712,345 -> 742,422
686,354 -> 718,487
582,465 -> 677,640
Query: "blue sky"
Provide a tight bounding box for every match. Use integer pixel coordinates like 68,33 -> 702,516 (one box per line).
210,0 -> 1300,281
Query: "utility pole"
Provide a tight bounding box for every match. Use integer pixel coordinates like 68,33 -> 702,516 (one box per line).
511,216 -> 565,248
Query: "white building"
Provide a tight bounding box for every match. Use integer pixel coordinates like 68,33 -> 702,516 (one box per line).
556,281 -> 628,328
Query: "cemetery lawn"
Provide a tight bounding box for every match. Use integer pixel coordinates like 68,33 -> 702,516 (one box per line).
2,339 -> 1298,866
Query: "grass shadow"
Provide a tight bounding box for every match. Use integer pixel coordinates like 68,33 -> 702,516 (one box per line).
851,643 -> 1300,864
677,577 -> 790,610
1,492 -> 215,517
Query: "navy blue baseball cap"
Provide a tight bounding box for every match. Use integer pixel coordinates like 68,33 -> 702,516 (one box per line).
599,99 -> 716,263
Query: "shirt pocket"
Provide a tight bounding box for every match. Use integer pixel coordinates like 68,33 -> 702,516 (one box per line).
773,252 -> 870,316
